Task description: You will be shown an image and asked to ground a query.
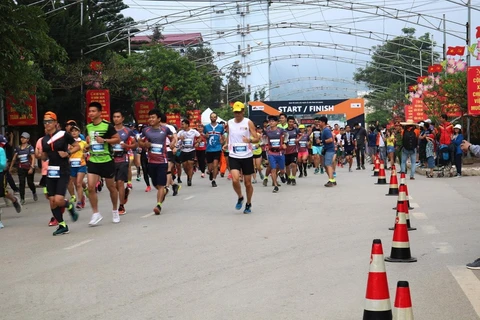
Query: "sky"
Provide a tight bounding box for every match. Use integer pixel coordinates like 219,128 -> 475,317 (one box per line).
120,0 -> 480,101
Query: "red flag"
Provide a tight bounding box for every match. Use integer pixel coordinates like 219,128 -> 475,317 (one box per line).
428,65 -> 435,73
476,26 -> 480,39
434,64 -> 443,73
446,46 -> 456,55
455,46 -> 465,55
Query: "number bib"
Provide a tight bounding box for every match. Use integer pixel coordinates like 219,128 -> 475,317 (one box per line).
18,154 -> 29,163
270,139 -> 280,148
299,141 -> 307,148
69,158 -> 81,168
47,166 -> 60,179
183,139 -> 193,148
198,141 -> 205,148
151,143 -> 164,154
288,138 -> 296,146
232,143 -> 247,153
91,142 -> 105,153
112,144 -> 123,152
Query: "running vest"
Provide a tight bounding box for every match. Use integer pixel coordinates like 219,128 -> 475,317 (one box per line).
228,118 -> 253,159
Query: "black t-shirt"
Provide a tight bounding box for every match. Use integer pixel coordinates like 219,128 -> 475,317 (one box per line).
354,127 -> 367,146
42,130 -> 75,175
311,128 -> 322,147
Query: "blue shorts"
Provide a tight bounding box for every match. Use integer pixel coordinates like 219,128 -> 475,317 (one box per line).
323,151 -> 335,166
387,146 -> 395,154
268,154 -> 285,170
70,166 -> 87,177
312,146 -> 323,155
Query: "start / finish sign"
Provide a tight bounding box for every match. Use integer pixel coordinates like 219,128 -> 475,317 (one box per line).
248,99 -> 365,127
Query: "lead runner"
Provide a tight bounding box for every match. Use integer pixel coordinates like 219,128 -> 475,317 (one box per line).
226,102 -> 259,214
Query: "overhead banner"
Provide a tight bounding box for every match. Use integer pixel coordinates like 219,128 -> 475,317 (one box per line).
86,89 -> 111,122
248,99 -> 365,127
467,66 -> 480,116
6,95 -> 38,126
134,101 -> 155,125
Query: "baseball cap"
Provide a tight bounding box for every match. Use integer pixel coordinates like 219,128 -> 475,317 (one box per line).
232,101 -> 244,112
425,119 -> 432,123
66,120 -> 77,126
298,124 -> 305,129
44,111 -> 57,121
20,132 -> 30,139
0,135 -> 7,147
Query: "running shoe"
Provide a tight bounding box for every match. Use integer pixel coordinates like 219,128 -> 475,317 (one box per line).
259,171 -> 264,180
136,175 -> 141,182
68,204 -> 79,222
304,170 -> 307,177
324,181 -> 334,187
273,186 -> 279,193
291,179 -> 296,186
12,197 -> 22,213
280,175 -> 287,184
52,225 -> 69,236
145,186 -> 151,192
112,210 -> 120,223
333,172 -> 336,178
20,199 -> 26,205
70,195 -> 76,204
124,186 -> 130,204
49,217 -> 58,227
89,213 -> 103,226
172,184 -> 181,196
209,172 -> 213,181
286,178 -> 291,185
127,183 -> 133,190
466,258 -> 480,270
243,203 -> 252,214
153,204 -> 162,215
76,201 -> 82,209
220,173 -> 225,178
177,177 -> 182,184
33,193 -> 38,201
361,165 -> 366,170
314,168 -> 320,174
298,172 -> 303,178
320,168 -> 324,174
201,173 -> 205,178
263,178 -> 268,187
118,205 -> 126,215
0,221 -> 4,229
187,179 -> 192,187
235,197 -> 244,210
227,173 -> 232,180
212,181 -> 217,188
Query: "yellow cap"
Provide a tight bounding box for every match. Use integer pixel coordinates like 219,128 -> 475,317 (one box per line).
298,124 -> 305,129
232,101 -> 244,112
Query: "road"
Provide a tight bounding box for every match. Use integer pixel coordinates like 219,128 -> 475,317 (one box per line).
1,165 -> 479,320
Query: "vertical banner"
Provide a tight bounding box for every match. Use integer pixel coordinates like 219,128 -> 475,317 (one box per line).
411,98 -> 427,122
165,112 -> 181,127
404,104 -> 413,121
6,95 -> 38,126
187,109 -> 202,127
134,101 -> 155,124
467,66 -> 480,115
86,89 -> 111,122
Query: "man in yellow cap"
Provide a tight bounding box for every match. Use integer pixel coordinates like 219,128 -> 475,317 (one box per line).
226,101 -> 259,214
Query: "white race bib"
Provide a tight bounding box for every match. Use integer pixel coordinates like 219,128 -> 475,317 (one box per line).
232,143 -> 248,153
183,139 -> 193,147
18,154 -> 28,163
270,139 -> 280,148
199,141 -> 205,148
113,144 -> 123,152
91,142 -> 105,153
151,143 -> 164,154
299,141 -> 307,148
47,166 -> 60,179
69,158 -> 81,168
288,138 -> 296,146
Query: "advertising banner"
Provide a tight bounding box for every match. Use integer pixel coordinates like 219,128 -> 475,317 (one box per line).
166,112 -> 181,127
86,90 -> 111,122
134,101 -> 155,125
187,109 -> 202,128
6,95 -> 38,126
467,66 -> 480,116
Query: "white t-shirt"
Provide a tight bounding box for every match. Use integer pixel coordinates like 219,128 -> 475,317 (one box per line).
178,129 -> 200,153
165,124 -> 177,152
228,118 -> 253,159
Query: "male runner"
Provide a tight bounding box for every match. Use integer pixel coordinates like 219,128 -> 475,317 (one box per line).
277,113 -> 288,130
318,116 -> 336,187
263,115 -> 287,193
310,118 -> 324,174
227,102 -> 258,213
112,110 -> 137,215
341,125 -> 355,172
161,114 -> 180,196
139,109 -> 176,215
177,119 -> 200,186
41,111 -> 79,235
203,112 -> 225,187
85,102 -> 121,225
284,116 -> 300,185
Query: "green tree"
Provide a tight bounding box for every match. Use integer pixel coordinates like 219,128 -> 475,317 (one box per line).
225,62 -> 248,105
364,83 -> 407,125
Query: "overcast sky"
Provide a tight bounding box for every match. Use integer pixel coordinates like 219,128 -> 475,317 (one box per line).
122,0 -> 480,101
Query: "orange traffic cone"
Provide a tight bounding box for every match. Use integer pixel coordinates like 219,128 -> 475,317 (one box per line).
392,174 -> 407,210
386,165 -> 399,196
389,200 -> 416,231
372,156 -> 380,177
385,212 -> 417,263
398,172 -> 414,209
375,160 -> 387,184
371,153 -> 377,171
393,281 -> 414,320
363,239 -> 392,320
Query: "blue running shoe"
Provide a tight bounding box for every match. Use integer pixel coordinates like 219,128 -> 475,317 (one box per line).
243,203 -> 252,214
235,197 -> 244,210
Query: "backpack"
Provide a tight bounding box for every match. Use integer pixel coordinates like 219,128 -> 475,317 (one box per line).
402,129 -> 417,151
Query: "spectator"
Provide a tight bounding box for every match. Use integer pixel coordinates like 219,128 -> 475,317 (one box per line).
386,128 -> 396,169
9,132 -> 37,204
460,140 -> 480,269
418,122 -> 427,167
425,133 -> 436,178
452,124 -> 464,177
394,122 -> 403,165
438,113 -> 454,160
367,127 -> 377,164
400,120 -> 419,180
353,123 -> 367,170
376,125 -> 386,163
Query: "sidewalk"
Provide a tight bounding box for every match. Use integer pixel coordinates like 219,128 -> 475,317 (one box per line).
411,159 -> 480,177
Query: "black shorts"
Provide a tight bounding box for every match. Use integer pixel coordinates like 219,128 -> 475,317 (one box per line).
0,172 -> 6,198
285,153 -> 298,166
262,150 -> 267,160
308,148 -> 313,155
228,156 -> 255,175
114,161 -> 129,181
206,151 -> 221,163
181,150 -> 195,163
87,160 -> 115,179
253,153 -> 262,159
148,163 -> 168,187
345,149 -> 354,156
167,151 -> 174,163
46,174 -> 70,197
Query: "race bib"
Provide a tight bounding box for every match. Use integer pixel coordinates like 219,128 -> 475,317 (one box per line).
232,143 -> 247,153
183,139 -> 193,147
270,139 -> 280,148
252,144 -> 259,150
288,138 -> 296,146
151,143 -> 164,154
69,158 -> 81,168
91,142 -> 105,153
199,141 -> 206,148
113,144 -> 123,152
47,166 -> 60,178
18,154 -> 28,163
299,141 -> 307,148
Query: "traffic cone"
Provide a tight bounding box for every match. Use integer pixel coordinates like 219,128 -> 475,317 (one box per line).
372,153 -> 377,171
393,281 -> 414,320
372,156 -> 380,177
385,212 -> 417,263
386,165 -> 399,196
398,172 -> 414,210
375,160 -> 387,185
389,200 -> 416,231
392,174 -> 408,210
363,239 -> 392,320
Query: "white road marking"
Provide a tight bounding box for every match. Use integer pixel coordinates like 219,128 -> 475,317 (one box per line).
448,266 -> 480,318
141,212 -> 155,218
432,242 -> 454,254
412,212 -> 428,220
409,202 -> 420,208
64,239 -> 93,250
185,196 -> 195,200
408,196 -> 413,200
421,225 -> 440,234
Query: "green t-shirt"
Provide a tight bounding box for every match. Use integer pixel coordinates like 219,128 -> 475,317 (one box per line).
86,120 -> 117,163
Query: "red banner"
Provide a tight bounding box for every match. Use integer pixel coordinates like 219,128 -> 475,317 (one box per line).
6,95 -> 38,126
134,101 -> 154,125
444,104 -> 462,117
86,90 -> 111,122
165,112 -> 181,127
187,109 -> 202,128
467,66 -> 480,116
405,98 -> 427,122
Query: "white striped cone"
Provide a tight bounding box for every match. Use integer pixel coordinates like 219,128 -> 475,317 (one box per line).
393,281 -> 414,320
385,212 -> 417,263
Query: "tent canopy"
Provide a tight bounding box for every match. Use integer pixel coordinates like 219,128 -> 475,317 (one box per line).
201,108 -> 226,125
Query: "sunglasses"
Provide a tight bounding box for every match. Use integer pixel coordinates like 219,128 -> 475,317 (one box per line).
43,119 -> 55,124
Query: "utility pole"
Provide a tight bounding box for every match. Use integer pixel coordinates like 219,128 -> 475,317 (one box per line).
128,27 -> 131,56
80,0 -> 84,123
466,0 -> 471,143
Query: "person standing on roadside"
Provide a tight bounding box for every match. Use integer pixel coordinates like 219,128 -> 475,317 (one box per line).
452,124 -> 464,177
400,120 -> 419,180
354,123 -> 367,170
9,132 -> 37,205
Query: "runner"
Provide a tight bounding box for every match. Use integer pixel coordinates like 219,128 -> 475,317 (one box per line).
41,111 -> 79,235
132,124 -> 142,182
252,125 -> 264,184
112,111 -> 137,215
318,116 -> 336,187
85,102 -> 121,226
227,102 -> 258,213
277,113 -> 288,130
9,132 -> 37,204
341,125 -> 355,172
69,126 -> 88,209
310,118 -> 324,174
203,112 -> 225,187
195,124 -> 207,178
138,109 -> 176,215
263,115 -> 287,193
284,116 -> 300,185
297,124 -> 309,178
161,115 -> 180,196
177,119 -> 201,186
0,141 -> 22,229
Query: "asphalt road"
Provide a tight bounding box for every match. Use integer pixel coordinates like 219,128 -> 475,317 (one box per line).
1,165 -> 479,320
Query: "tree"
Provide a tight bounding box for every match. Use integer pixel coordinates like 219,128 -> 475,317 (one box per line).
225,62 -> 248,105
364,83 -> 407,125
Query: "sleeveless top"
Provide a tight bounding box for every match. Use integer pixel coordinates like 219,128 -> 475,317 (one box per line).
228,118 -> 253,159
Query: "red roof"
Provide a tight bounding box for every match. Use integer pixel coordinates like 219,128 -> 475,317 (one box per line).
131,33 -> 203,47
